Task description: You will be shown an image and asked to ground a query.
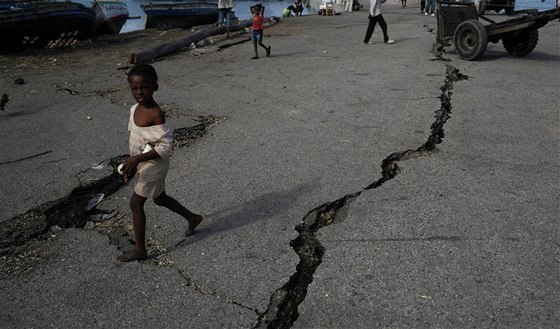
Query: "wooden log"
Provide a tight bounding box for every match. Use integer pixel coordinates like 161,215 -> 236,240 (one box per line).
129,17 -> 280,64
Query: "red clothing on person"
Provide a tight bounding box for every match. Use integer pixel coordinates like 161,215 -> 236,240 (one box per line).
252,13 -> 264,30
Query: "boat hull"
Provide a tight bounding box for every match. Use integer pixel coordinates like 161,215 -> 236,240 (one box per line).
0,2 -> 96,50
141,1 -> 218,30
93,0 -> 129,35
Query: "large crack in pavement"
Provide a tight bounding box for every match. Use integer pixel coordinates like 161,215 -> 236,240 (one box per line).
0,116 -> 221,260
2,63 -> 468,327
255,65 -> 468,329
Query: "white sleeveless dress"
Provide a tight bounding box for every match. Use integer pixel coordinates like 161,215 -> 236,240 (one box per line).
128,104 -> 173,198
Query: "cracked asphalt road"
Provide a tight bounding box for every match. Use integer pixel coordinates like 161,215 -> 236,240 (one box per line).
1,3 -> 559,328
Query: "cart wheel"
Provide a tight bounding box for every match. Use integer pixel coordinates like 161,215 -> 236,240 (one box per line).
502,30 -> 539,57
454,19 -> 488,61
475,0 -> 487,15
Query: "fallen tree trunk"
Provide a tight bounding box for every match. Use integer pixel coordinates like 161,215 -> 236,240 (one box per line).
129,17 -> 280,64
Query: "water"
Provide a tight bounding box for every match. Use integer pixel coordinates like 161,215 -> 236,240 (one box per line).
233,0 -> 311,19
73,0 -> 555,34
515,0 -> 556,11
70,0 -> 309,34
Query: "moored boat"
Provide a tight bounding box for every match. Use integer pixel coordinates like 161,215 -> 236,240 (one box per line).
0,1 -> 96,50
141,1 -> 218,30
93,0 -> 129,35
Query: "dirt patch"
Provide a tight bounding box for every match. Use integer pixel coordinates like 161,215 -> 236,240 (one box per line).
0,237 -> 51,276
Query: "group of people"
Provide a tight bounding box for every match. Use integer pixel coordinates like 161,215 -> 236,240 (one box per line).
420,0 -> 436,16
222,0 -> 398,57
283,0 -> 306,17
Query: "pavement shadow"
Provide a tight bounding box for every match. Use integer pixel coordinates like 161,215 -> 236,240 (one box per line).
172,181 -> 317,249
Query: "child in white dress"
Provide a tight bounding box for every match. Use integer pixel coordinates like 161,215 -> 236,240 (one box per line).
118,64 -> 203,262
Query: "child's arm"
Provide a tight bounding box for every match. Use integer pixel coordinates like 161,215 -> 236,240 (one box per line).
262,5 -> 265,16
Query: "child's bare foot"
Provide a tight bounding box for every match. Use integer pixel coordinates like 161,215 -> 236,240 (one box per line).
117,249 -> 147,262
184,215 -> 203,237
251,56 -> 259,59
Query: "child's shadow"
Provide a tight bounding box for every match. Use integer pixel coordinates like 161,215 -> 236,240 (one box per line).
173,182 -> 317,249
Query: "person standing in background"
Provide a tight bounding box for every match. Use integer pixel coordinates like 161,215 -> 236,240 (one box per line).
345,0 -> 353,12
424,0 -> 435,16
294,0 -> 304,15
218,0 -> 233,38
250,4 -> 271,59
363,0 -> 395,45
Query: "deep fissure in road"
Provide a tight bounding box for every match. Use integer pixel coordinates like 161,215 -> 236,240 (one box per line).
1,64 -> 469,327
0,117 -> 219,254
255,65 -> 468,329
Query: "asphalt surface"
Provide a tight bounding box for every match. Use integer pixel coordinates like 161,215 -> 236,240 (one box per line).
1,3 -> 559,328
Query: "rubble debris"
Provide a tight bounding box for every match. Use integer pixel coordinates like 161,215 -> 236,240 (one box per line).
49,225 -> 63,234
0,117 -> 219,262
84,221 -> 96,229
84,193 -> 104,212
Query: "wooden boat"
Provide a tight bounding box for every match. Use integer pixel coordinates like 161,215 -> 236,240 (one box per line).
93,0 -> 129,35
0,1 -> 96,50
141,1 -> 218,30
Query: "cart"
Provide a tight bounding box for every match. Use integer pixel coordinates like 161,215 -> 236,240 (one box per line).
436,0 -> 560,60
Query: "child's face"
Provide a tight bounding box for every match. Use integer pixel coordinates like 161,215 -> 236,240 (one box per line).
128,74 -> 156,105
253,7 -> 261,14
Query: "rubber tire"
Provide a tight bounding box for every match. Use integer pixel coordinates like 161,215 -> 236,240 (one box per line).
454,19 -> 488,61
475,0 -> 487,15
503,30 -> 539,56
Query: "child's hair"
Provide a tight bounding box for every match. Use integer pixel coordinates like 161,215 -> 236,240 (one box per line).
127,64 -> 158,84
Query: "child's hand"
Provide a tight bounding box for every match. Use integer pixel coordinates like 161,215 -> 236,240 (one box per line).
121,156 -> 139,183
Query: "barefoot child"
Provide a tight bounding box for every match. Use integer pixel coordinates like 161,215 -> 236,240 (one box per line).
250,4 -> 271,59
118,64 -> 203,262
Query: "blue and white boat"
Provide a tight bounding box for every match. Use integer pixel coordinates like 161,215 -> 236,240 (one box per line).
93,0 -> 130,35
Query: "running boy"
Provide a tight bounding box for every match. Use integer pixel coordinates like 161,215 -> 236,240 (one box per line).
118,64 -> 203,262
250,4 -> 271,59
